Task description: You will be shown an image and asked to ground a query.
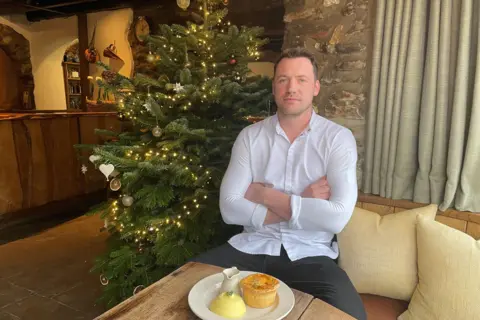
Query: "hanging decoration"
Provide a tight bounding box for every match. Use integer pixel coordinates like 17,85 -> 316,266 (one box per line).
173,83 -> 185,93
110,178 -> 122,191
122,195 -> 134,207
228,55 -> 237,65
99,163 -> 115,181
100,274 -> 109,286
81,165 -> 88,175
85,23 -> 99,64
146,51 -> 156,63
89,155 -> 101,163
152,126 -> 163,137
133,285 -> 145,295
176,0 -> 190,10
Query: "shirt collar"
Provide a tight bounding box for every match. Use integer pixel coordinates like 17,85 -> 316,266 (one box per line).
272,110 -> 319,135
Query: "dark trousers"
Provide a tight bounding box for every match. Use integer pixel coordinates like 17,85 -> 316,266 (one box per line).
190,243 -> 366,320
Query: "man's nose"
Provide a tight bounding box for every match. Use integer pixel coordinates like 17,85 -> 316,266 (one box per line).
287,79 -> 298,93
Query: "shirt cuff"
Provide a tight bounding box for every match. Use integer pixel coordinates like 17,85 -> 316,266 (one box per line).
250,203 -> 268,229
289,195 -> 302,229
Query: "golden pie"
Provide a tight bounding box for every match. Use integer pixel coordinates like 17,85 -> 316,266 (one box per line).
240,273 -> 280,308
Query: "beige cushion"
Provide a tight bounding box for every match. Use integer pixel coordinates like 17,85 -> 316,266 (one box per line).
337,204 -> 438,301
399,217 -> 480,320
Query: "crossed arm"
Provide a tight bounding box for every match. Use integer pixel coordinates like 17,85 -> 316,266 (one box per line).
244,177 -> 331,225
219,129 -> 358,234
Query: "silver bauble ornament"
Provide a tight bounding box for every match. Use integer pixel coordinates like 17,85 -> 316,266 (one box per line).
110,178 -> 121,191
133,285 -> 145,295
122,195 -> 134,207
152,126 -> 162,137
100,274 -> 109,286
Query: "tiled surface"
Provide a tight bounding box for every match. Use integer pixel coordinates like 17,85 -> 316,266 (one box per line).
0,215 -> 109,319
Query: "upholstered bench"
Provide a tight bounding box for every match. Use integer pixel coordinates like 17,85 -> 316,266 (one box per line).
339,193 -> 480,320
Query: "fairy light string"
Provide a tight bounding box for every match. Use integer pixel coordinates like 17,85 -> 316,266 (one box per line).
100,0 -> 264,250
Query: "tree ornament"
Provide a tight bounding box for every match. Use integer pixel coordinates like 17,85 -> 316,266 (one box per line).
101,70 -> 117,84
176,0 -> 190,10
99,164 -> 115,181
100,274 -> 109,286
173,83 -> 185,93
89,155 -> 101,163
152,126 -> 162,137
223,0 -> 229,4
81,165 -> 88,174
146,51 -> 155,63
133,285 -> 145,295
110,178 -> 121,191
122,195 -> 134,207
228,58 -> 237,65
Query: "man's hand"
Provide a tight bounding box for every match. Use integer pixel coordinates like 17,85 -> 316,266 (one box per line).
301,176 -> 331,200
244,182 -> 267,204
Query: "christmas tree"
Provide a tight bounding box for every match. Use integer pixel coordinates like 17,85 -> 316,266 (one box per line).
79,0 -> 272,307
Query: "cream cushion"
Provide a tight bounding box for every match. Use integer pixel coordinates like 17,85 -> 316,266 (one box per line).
398,216 -> 480,320
337,204 -> 438,301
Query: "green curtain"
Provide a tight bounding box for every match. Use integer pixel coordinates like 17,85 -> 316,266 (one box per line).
363,0 -> 480,212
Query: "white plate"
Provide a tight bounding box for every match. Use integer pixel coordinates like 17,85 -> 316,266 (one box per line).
188,271 -> 295,320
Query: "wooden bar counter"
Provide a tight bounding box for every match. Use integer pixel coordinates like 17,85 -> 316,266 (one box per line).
0,111 -> 121,228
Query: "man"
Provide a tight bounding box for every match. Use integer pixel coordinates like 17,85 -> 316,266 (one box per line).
192,48 -> 366,319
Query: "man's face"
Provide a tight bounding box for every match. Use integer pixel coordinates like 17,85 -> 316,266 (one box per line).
272,57 -> 320,117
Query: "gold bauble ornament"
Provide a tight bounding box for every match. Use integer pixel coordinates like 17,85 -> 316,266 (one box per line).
176,0 -> 190,10
146,51 -> 155,63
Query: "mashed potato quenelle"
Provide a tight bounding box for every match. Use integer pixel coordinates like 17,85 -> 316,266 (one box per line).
209,291 -> 246,318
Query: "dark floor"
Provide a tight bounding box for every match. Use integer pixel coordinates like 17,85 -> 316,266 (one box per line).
0,214 -> 109,319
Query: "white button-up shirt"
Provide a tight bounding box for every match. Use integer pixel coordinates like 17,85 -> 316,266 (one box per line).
219,112 -> 358,261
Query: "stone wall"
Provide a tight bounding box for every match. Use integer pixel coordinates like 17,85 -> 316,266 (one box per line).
283,0 -> 371,183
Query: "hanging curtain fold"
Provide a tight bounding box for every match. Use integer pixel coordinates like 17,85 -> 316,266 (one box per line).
363,0 -> 480,212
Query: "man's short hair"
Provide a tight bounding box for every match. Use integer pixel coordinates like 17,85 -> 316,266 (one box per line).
273,47 -> 319,80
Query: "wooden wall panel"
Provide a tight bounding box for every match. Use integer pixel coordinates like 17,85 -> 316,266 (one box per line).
50,118 -> 82,201
435,215 -> 467,233
11,120 -> 49,209
362,203 -> 394,216
466,222 -> 480,240
0,121 -> 22,215
24,121 -> 49,207
0,113 -> 120,219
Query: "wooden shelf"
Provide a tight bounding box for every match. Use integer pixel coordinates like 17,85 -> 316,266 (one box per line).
62,62 -> 83,110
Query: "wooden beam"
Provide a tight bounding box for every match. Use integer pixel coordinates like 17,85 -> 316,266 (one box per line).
77,13 -> 89,112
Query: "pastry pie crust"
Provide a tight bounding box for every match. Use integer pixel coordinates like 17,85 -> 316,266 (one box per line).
240,273 -> 280,308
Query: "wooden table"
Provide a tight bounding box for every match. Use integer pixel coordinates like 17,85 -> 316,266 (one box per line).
95,262 -> 355,320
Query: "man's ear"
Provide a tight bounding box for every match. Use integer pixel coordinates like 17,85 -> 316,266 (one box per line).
314,79 -> 320,96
